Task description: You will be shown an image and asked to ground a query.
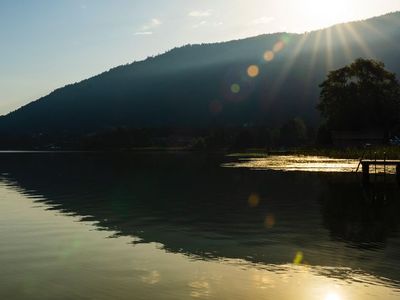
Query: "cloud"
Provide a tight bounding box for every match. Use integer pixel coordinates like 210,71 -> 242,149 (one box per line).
134,31 -> 153,35
142,18 -> 162,30
192,20 -> 223,29
188,10 -> 212,18
250,16 -> 275,25
135,18 -> 161,35
193,21 -> 207,28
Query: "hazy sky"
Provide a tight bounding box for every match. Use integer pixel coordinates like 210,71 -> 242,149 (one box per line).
1,0 -> 400,115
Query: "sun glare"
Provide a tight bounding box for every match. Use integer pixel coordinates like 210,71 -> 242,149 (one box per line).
325,292 -> 341,300
301,0 -> 356,30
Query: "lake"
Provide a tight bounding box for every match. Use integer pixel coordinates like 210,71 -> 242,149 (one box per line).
0,152 -> 399,300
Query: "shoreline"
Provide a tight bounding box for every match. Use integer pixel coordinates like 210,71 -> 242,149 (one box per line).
0,145 -> 399,159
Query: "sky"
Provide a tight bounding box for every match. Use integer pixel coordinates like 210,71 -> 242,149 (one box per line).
1,0 -> 400,116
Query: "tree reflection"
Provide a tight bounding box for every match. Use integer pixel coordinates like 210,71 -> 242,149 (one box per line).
0,152 -> 399,282
320,176 -> 400,249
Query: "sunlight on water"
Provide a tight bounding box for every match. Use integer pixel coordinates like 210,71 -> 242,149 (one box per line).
325,292 -> 341,300
1,180 -> 398,300
1,153 -> 399,299
224,155 -> 397,174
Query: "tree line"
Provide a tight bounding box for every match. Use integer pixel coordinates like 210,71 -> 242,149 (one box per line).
0,58 -> 399,150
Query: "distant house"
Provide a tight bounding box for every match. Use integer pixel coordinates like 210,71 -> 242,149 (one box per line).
331,130 -> 386,147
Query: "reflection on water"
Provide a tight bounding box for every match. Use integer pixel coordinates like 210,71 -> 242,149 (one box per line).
224,155 -> 397,174
0,152 -> 399,299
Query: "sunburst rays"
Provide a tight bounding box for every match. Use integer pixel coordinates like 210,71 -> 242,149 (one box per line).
231,14 -> 396,114
269,16 -> 392,99
334,24 -> 353,62
325,26 -> 334,71
304,29 -> 323,90
343,22 -> 374,57
267,33 -> 310,100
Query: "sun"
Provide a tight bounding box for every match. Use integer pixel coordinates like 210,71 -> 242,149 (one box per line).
325,292 -> 341,300
300,0 -> 356,30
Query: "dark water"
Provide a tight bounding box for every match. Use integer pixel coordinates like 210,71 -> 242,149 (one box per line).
0,152 -> 399,300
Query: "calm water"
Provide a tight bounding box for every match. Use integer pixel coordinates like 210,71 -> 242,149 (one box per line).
0,152 -> 399,300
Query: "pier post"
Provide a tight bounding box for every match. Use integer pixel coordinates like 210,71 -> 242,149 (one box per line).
362,163 -> 370,185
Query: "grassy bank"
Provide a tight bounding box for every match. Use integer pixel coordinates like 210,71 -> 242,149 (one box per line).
295,146 -> 400,159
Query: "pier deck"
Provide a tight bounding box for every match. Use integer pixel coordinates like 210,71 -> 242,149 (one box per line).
361,159 -> 400,184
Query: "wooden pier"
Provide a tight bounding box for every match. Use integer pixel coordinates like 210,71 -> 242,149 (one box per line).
361,159 -> 400,185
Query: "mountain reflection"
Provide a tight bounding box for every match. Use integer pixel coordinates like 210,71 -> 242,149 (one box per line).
0,152 -> 399,283
320,178 -> 400,248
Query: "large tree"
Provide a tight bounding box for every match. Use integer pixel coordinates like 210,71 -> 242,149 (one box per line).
318,58 -> 400,133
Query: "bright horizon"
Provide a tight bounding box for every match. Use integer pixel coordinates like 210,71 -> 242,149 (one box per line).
1,0 -> 400,115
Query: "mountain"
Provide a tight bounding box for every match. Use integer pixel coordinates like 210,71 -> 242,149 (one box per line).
1,12 -> 400,141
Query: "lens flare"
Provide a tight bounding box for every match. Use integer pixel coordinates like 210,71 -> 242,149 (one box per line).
189,280 -> 210,298
247,65 -> 259,78
273,41 -> 285,53
230,83 -> 241,94
264,214 -> 275,228
248,193 -> 260,207
263,51 -> 274,62
280,34 -> 291,44
293,251 -> 303,265
209,100 -> 223,114
141,270 -> 161,285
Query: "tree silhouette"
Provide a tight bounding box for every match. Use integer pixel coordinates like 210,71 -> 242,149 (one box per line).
280,118 -> 307,146
318,58 -> 400,133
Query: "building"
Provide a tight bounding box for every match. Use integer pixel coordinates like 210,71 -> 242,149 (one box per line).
331,130 -> 386,147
